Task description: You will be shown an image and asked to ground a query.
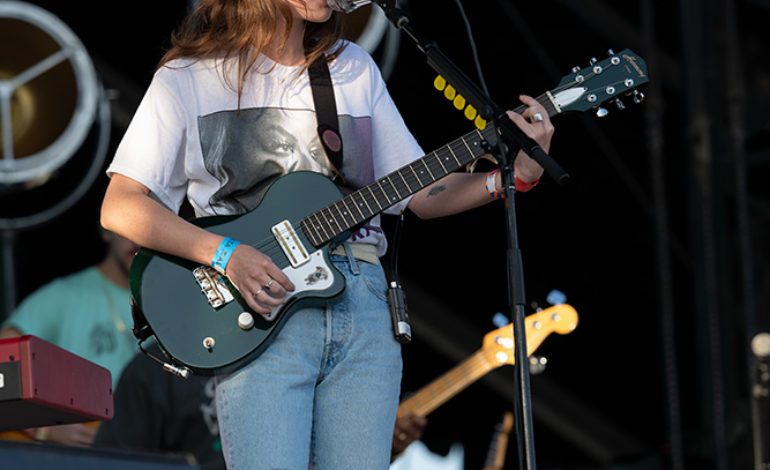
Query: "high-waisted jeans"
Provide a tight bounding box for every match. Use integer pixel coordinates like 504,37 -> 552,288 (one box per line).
215,246 -> 402,469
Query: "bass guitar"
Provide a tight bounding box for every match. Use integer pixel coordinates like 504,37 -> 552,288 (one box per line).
396,304 -> 578,419
130,50 -> 645,375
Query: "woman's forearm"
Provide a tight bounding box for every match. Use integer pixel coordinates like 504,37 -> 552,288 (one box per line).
100,174 -> 223,266
407,150 -> 544,219
408,172 -> 491,219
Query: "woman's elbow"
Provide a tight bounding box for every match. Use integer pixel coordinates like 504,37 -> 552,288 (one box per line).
100,174 -> 150,233
100,194 -> 120,233
406,199 -> 439,220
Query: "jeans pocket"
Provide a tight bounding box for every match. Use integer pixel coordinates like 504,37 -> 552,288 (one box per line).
361,263 -> 389,303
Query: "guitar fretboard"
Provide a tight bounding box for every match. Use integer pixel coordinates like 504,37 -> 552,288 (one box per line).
298,91 -> 558,247
298,126 -> 491,247
397,350 -> 494,418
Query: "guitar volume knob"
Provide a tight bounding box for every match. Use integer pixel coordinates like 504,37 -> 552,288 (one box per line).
238,312 -> 255,330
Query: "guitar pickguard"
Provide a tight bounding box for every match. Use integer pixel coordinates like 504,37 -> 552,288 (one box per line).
267,250 -> 335,320
192,250 -> 335,321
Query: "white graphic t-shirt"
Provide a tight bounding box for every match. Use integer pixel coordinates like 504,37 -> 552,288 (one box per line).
108,42 -> 424,255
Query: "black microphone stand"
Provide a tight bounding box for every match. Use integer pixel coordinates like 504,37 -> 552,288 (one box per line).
374,3 -> 570,470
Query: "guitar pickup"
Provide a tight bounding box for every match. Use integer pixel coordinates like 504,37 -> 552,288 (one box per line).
193,267 -> 235,309
272,220 -> 310,268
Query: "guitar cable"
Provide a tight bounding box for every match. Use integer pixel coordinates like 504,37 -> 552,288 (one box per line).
387,212 -> 412,344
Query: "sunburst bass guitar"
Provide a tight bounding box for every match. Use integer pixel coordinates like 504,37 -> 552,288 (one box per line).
130,50 -> 646,376
396,304 -> 579,420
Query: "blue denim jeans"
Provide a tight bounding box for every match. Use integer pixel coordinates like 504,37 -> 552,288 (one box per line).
215,248 -> 402,469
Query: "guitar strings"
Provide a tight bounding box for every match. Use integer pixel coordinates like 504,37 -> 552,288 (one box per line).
236,133 -> 489,259
229,88 -> 553,260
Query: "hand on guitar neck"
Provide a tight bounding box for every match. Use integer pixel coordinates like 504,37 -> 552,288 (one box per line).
391,412 -> 428,458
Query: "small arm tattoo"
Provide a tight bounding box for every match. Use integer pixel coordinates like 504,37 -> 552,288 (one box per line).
427,185 -> 447,197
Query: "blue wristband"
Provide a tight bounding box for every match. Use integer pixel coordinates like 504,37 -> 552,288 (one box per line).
211,237 -> 240,274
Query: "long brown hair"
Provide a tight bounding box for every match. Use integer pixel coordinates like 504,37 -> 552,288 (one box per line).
159,0 -> 344,100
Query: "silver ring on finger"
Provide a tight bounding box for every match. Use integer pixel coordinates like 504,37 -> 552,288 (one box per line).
264,278 -> 274,290
531,112 -> 544,123
254,289 -> 263,299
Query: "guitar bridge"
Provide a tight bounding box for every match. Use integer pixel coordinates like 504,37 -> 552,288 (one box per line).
193,266 -> 235,309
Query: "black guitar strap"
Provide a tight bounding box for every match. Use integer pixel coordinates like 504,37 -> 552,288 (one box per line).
308,53 -> 411,343
308,55 -> 345,183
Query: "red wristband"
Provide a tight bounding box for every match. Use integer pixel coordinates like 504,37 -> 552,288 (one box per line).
484,169 -> 504,200
514,176 -> 540,193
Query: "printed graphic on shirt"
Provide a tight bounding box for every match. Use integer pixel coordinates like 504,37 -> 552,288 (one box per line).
90,323 -> 116,355
198,107 -> 374,215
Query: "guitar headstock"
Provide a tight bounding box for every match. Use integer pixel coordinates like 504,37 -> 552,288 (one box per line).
480,304 -> 579,366
551,49 -> 648,117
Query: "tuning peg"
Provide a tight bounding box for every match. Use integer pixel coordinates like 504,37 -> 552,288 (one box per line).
589,57 -> 598,65
571,66 -> 581,73
595,107 -> 609,118
546,289 -> 567,305
632,90 -> 645,104
614,98 -> 626,110
529,355 -> 548,375
608,48 -> 616,56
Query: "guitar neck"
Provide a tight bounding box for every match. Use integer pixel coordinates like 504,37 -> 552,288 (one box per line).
300,93 -> 558,248
398,350 -> 494,418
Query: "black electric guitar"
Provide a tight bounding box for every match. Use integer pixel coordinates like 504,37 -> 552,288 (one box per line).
130,49 -> 647,376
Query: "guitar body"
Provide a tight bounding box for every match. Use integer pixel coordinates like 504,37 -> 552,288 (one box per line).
131,172 -> 348,376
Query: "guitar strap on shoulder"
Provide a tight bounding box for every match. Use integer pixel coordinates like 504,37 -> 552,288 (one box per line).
308,55 -> 345,183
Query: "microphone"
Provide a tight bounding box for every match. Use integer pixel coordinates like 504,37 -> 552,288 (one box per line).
328,0 -> 409,33
326,0 -> 373,13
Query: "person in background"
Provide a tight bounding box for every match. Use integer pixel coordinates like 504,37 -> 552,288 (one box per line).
94,343 -> 226,470
0,228 -> 139,445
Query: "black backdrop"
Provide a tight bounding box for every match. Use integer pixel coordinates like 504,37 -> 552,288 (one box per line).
4,1 -> 770,469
